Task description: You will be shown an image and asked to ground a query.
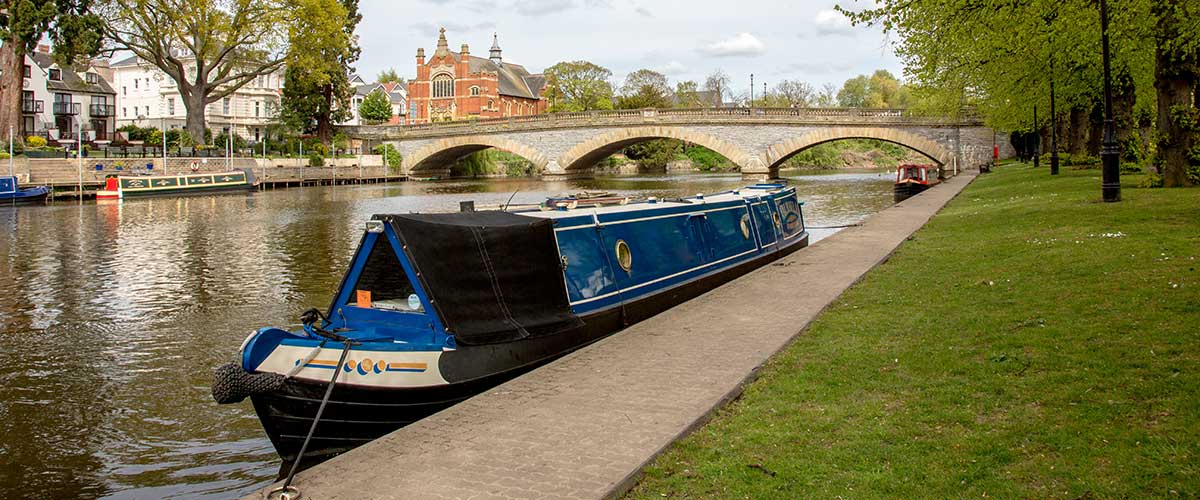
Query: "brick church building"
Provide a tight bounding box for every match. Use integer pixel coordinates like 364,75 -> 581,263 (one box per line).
407,28 -> 547,124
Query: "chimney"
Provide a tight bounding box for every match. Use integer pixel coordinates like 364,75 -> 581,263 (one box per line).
416,47 -> 425,65
460,44 -> 470,63
37,44 -> 50,54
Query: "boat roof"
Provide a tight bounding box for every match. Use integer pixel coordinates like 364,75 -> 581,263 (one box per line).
517,183 -> 798,221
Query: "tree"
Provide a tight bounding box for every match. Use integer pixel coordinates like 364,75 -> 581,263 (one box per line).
279,0 -> 361,143
377,67 -> 404,85
358,89 -> 392,123
618,69 -> 672,109
704,69 -> 732,106
0,1 -> 103,142
102,0 -> 293,144
774,80 -> 815,107
814,83 -> 838,108
837,75 -> 870,107
542,60 -> 614,112
674,80 -> 704,107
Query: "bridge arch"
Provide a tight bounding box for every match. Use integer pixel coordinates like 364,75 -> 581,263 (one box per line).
557,126 -> 757,173
765,127 -> 954,171
405,136 -> 550,175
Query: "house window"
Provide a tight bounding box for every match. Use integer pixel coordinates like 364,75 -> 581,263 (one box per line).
144,106 -> 149,116
223,98 -> 230,115
254,128 -> 260,142
23,65 -> 30,78
167,98 -> 174,115
470,86 -> 480,96
122,86 -> 127,96
488,99 -> 494,110
86,73 -> 98,85
432,74 -> 454,98
48,69 -> 61,81
254,101 -> 260,117
134,78 -> 139,89
123,107 -> 127,117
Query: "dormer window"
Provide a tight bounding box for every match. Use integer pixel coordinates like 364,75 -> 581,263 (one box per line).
48,69 -> 61,81
23,65 -> 30,78
86,73 -> 98,85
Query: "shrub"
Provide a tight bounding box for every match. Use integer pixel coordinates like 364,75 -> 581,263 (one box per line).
308,152 -> 324,167
26,136 -> 47,148
0,152 -> 10,160
373,144 -> 401,170
1139,171 -> 1164,188
684,146 -> 733,171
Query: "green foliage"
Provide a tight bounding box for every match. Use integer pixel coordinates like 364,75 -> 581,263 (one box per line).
617,69 -> 672,109
117,124 -> 156,142
372,143 -> 401,169
376,68 -> 403,85
308,152 -> 324,167
25,136 -> 47,148
213,131 -> 248,150
674,81 -> 704,108
279,0 -> 361,141
542,60 -> 615,112
624,139 -> 681,169
837,70 -> 910,108
358,89 -> 393,123
683,146 -> 734,171
0,151 -> 9,160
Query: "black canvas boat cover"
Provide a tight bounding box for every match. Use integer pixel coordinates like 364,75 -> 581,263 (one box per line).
377,211 -> 582,345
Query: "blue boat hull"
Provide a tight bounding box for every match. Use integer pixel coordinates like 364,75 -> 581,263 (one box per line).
0,186 -> 50,205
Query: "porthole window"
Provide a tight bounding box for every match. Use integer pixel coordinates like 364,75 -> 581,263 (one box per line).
740,214 -> 752,239
615,240 -> 632,272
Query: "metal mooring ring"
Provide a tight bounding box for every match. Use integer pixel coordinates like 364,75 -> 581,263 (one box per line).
267,485 -> 301,500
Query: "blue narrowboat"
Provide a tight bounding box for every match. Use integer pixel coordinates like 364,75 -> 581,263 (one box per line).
214,183 -> 810,472
0,176 -> 50,205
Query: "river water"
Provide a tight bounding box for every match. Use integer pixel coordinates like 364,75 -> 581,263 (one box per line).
0,170 -> 893,499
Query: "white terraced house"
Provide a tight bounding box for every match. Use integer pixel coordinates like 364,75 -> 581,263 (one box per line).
111,54 -> 283,143
17,45 -> 117,143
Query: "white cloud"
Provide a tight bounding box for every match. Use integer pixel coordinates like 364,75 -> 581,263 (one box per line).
698,33 -> 766,57
814,9 -> 854,36
512,0 -> 578,15
659,60 -> 687,75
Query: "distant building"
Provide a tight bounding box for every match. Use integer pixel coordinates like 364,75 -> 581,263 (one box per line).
111,54 -> 283,142
19,44 -> 117,142
407,29 -> 546,124
342,75 -> 408,126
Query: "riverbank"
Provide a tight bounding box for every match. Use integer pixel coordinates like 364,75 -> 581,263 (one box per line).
626,163 -> 1200,498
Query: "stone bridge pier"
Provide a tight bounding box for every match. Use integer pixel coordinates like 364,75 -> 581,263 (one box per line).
340,108 -> 1012,180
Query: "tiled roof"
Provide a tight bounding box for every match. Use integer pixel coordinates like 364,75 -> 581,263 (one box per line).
450,52 -> 543,100
31,52 -> 116,95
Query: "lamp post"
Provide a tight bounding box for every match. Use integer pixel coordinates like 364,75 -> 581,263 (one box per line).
1098,0 -> 1120,201
1033,105 -> 1040,168
1050,66 -> 1060,175
161,115 -> 168,175
749,73 -> 754,107
76,119 -> 82,198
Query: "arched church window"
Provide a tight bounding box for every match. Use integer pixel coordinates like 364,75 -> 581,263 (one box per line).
470,86 -> 480,96
432,74 -> 454,98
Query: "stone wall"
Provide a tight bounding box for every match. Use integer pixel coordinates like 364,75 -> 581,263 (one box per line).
24,155 -> 394,184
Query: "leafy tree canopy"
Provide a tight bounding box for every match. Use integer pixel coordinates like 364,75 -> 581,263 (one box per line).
358,88 -> 393,123
542,60 -> 614,112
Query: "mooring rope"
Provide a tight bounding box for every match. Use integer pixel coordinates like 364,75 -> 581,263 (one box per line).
268,338 -> 353,500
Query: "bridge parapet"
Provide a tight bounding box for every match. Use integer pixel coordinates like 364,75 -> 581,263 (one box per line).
341,107 -> 982,140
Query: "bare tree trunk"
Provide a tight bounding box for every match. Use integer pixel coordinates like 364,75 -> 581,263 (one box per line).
1154,0 -> 1199,187
0,41 -> 25,144
184,91 -> 209,146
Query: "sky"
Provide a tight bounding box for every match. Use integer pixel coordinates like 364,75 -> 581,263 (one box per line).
355,0 -> 905,98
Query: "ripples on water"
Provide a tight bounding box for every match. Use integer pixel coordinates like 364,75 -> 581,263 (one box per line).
0,170 -> 892,498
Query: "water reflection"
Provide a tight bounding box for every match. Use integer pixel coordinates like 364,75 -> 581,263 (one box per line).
0,170 -> 891,498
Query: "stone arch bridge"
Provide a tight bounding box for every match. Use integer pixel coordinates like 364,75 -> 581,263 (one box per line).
340,108 -> 1009,179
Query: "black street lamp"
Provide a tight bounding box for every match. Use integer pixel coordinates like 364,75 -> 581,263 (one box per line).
1050,60 -> 1060,175
1099,0 -> 1120,201
749,73 -> 754,107
1033,104 -> 1040,168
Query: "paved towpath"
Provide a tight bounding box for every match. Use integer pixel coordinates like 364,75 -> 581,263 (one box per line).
248,171 -> 978,500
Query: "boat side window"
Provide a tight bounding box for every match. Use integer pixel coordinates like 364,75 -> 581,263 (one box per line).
776,198 -> 804,237
346,237 -> 425,313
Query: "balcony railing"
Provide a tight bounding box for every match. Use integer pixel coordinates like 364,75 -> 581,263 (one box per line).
89,104 -> 115,117
53,102 -> 81,115
22,99 -> 43,114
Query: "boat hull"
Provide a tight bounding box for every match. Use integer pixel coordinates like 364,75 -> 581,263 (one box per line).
893,181 -> 932,203
0,187 -> 51,205
251,232 -> 809,474
96,170 -> 255,199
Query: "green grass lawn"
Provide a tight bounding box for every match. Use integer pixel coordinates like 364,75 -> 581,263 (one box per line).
626,164 -> 1200,499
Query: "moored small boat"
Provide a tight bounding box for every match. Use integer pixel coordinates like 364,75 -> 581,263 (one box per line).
893,164 -> 939,203
0,175 -> 51,205
95,169 -> 256,199
213,183 -> 811,473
